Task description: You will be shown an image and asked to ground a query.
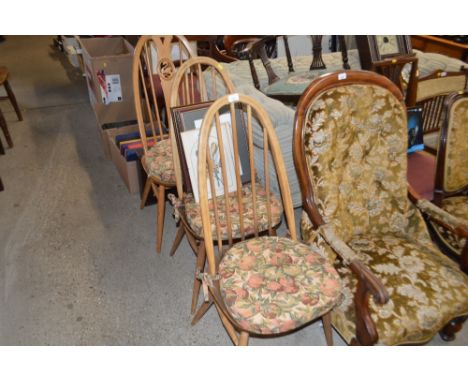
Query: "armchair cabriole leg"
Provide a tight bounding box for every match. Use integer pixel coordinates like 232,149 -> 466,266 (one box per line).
354,278 -> 379,346
440,317 -> 466,341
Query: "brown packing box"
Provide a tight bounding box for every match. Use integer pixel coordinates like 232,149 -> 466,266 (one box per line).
106,125 -> 143,194
96,120 -> 139,160
80,37 -> 136,125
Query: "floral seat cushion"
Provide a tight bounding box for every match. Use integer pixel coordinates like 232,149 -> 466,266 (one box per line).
184,183 -> 283,239
263,70 -> 330,97
219,236 -> 342,335
143,139 -> 176,184
429,196 -> 468,255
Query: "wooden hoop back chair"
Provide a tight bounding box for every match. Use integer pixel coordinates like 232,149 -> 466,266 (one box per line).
168,56 -> 238,316
293,70 -> 468,345
195,94 -> 342,345
416,68 -> 468,154
429,90 -> 468,272
132,35 -> 194,253
370,55 -> 419,107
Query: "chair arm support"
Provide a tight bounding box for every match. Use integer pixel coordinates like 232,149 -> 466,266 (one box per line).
416,199 -> 468,238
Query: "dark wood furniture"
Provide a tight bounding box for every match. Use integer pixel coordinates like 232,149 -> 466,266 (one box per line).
371,55 -> 419,107
0,106 -> 13,148
431,91 -> 468,272
356,35 -> 413,70
0,66 -> 23,122
415,69 -> 468,154
411,35 -> 468,63
185,36 -> 237,63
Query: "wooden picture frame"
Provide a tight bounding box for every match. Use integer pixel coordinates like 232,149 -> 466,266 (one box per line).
171,101 -> 251,200
356,35 -> 413,70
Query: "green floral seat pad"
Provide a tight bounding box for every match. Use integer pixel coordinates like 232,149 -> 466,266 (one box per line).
219,236 -> 342,335
264,69 -> 336,97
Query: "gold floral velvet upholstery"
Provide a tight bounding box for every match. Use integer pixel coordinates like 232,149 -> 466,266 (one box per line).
184,184 -> 283,239
428,196 -> 468,255
219,236 -> 342,335
143,139 -> 176,184
441,97 -> 468,193
300,84 -> 468,345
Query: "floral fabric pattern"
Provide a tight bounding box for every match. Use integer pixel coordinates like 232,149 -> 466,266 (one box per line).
299,84 -> 468,345
429,196 -> 468,255
442,97 -> 468,193
143,139 -> 176,184
219,236 -> 342,335
184,184 -> 283,239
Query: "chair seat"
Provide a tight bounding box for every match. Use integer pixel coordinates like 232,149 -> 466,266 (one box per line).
429,196 -> 468,255
184,183 -> 283,239
332,234 -> 468,345
219,236 -> 342,335
0,66 -> 8,84
143,139 -> 176,185
264,69 -> 330,97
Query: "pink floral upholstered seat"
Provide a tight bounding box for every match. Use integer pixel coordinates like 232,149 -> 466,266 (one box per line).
184,184 -> 283,239
143,139 -> 176,184
219,236 -> 342,335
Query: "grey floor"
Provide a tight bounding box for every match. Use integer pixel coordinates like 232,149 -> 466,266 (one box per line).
0,36 -> 466,345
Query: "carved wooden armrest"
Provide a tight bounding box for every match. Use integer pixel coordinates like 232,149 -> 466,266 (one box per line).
319,223 -> 389,345
416,199 -> 468,239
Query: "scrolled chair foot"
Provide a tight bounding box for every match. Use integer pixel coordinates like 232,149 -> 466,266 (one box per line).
439,317 -> 466,342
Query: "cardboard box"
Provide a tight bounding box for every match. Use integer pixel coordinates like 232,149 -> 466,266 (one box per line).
107,125 -> 143,194
97,121 -> 140,160
80,37 -> 136,125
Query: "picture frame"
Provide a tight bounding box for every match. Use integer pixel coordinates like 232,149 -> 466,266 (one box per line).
407,106 -> 424,153
356,35 -> 413,70
171,101 -> 251,201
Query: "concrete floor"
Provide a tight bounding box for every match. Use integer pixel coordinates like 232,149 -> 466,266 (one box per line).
0,36 -> 466,345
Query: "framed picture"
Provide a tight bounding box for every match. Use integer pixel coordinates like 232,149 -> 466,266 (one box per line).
171,102 -> 251,202
356,35 -> 413,70
407,106 -> 424,153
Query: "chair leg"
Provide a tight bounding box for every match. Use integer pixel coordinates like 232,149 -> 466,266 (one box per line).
0,108 -> 13,148
238,331 -> 249,346
4,80 -> 23,121
156,185 -> 166,254
439,317 -> 466,341
140,177 -> 152,209
191,240 -> 206,314
191,299 -> 213,326
169,224 -> 185,257
322,312 -> 334,346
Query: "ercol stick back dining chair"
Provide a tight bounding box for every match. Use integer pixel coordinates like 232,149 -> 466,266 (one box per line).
132,35 -> 194,253
194,93 -> 342,345
168,56 -> 237,314
426,90 -> 468,273
415,69 -> 468,154
293,70 -> 468,345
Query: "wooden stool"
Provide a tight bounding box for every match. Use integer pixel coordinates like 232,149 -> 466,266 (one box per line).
0,66 -> 23,121
0,107 -> 13,148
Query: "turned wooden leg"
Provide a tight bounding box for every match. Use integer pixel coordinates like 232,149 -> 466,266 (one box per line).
4,80 -> 23,121
460,242 -> 468,275
0,108 -> 13,148
439,317 -> 466,341
191,240 -> 206,314
0,135 -> 5,155
140,177 -> 152,209
156,185 -> 166,254
322,312 -> 334,346
0,176 -> 4,192
239,331 -> 249,346
169,224 -> 185,257
191,299 -> 213,326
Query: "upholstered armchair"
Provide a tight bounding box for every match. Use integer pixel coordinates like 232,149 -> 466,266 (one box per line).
293,70 -> 468,345
421,91 -> 468,273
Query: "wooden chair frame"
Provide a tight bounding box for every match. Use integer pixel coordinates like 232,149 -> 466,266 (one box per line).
432,90 -> 468,272
198,94 -> 333,345
132,35 -> 194,253
370,55 -> 419,107
293,70 -> 465,344
0,66 -> 23,122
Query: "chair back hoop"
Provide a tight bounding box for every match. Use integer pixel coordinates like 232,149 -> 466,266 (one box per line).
293,70 -> 405,228
169,56 -> 236,196
132,35 -> 194,154
416,69 -> 468,134
434,90 -> 468,204
198,94 -> 296,276
371,55 -> 418,107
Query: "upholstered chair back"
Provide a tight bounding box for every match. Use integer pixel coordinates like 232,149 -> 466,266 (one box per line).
435,91 -> 468,197
297,71 -> 410,242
